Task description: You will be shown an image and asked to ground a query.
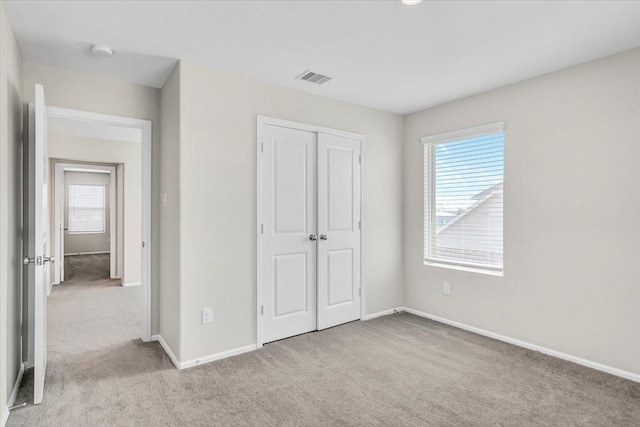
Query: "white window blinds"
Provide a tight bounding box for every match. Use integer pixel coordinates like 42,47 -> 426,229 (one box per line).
422,123 -> 504,271
68,184 -> 106,233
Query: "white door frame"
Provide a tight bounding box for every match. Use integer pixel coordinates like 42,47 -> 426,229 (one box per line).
53,162 -> 118,285
47,106 -> 153,342
256,115 -> 366,348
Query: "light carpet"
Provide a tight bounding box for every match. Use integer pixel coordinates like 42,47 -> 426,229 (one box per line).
8,261 -> 640,425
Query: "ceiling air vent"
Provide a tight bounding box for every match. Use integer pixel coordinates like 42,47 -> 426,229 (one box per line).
295,70 -> 332,85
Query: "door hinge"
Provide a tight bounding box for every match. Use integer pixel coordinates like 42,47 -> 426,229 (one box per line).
261,143 -> 264,153
261,305 -> 264,315
358,220 -> 361,229
142,241 -> 145,248
358,155 -> 362,164
261,224 -> 264,234
358,287 -> 362,297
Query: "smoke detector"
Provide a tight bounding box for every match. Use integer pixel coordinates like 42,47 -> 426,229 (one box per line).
295,70 -> 332,85
91,44 -> 113,57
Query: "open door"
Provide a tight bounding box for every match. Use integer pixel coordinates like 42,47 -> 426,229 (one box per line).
25,84 -> 51,404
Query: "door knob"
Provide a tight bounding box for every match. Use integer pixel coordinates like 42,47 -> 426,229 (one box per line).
43,256 -> 55,264
309,234 -> 317,241
23,257 -> 35,265
319,234 -> 327,240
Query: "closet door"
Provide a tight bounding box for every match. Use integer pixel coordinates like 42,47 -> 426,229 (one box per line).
261,124 -> 317,343
316,133 -> 361,330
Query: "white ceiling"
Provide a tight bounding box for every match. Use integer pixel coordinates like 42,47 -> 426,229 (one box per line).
4,0 -> 640,115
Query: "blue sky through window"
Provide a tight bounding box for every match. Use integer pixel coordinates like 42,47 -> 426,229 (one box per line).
434,132 -> 504,214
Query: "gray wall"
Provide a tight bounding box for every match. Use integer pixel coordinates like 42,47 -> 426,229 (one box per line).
24,62 -> 162,334
403,48 -> 640,375
159,64 -> 182,359
173,61 -> 405,362
0,4 -> 23,421
63,171 -> 110,255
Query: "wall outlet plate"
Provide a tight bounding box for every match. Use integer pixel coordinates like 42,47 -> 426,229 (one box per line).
202,307 -> 213,324
443,283 -> 451,296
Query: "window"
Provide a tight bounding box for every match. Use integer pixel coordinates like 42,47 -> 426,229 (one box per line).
68,184 -> 106,234
422,122 -> 504,272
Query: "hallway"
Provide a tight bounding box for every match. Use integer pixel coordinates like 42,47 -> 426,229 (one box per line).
63,254 -> 111,283
9,254 -> 147,423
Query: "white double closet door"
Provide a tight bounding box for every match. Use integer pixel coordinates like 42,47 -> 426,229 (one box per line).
261,123 -> 362,344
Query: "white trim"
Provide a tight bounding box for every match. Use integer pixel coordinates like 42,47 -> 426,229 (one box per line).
363,308 -> 398,320
47,106 -> 147,136
256,118 -> 263,349
0,363 -> 24,427
151,334 -> 180,369
116,164 -> 124,278
257,115 -> 365,141
2,363 -> 25,425
54,162 -> 117,284
8,363 -> 24,409
64,251 -> 110,256
47,106 -> 152,342
359,136 -> 366,322
121,282 -> 141,288
178,344 -> 258,370
152,335 -> 257,370
256,115 -> 366,348
398,307 -> 640,383
420,121 -> 504,145
423,260 -> 503,277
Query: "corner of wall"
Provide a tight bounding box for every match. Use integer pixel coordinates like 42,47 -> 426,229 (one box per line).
158,60 -> 182,362
0,3 -> 24,425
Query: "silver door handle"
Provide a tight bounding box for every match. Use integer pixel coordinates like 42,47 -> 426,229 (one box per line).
309,234 -> 317,241
43,256 -> 55,264
319,234 -> 327,240
23,257 -> 35,265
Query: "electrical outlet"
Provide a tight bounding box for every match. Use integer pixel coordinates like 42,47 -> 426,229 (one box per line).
443,283 -> 451,296
202,307 -> 213,325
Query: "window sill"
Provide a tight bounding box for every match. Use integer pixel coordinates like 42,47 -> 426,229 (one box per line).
423,261 -> 503,277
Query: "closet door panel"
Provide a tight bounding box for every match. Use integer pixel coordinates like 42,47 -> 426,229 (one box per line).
317,133 -> 361,330
261,124 -> 317,343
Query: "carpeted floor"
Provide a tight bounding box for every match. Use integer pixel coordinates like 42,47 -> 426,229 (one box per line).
63,253 -> 112,282
8,269 -> 640,426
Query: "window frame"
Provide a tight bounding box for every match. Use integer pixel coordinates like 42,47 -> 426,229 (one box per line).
67,183 -> 107,235
421,122 -> 504,275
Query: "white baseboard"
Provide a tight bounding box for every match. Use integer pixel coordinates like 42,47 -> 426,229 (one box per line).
180,344 -> 258,369
151,334 -> 180,369
397,307 -> 640,384
2,363 -> 25,426
151,335 -> 257,370
363,308 -> 400,320
8,363 -> 24,408
64,251 -> 110,256
121,282 -> 141,288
